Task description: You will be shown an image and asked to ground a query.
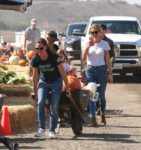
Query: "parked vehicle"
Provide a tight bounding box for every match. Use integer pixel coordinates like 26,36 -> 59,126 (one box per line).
60,22 -> 87,60
0,0 -> 32,12
81,16 -> 141,76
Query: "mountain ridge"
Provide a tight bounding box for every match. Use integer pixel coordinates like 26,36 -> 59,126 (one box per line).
0,0 -> 141,41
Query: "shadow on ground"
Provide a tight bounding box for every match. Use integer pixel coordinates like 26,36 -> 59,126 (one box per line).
58,133 -> 139,144
0,137 -> 46,149
113,75 -> 141,83
106,109 -> 141,119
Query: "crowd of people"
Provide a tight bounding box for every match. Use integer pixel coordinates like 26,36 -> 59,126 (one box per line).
0,18 -> 114,139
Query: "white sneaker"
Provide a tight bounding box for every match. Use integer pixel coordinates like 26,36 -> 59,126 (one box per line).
48,131 -> 56,139
34,128 -> 45,137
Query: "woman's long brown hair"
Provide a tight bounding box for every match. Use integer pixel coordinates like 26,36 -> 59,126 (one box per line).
36,38 -> 59,57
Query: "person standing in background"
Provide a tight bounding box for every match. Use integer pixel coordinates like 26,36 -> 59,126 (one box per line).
46,30 -> 60,53
100,24 -> 115,64
24,19 -> 41,52
24,19 -> 41,79
95,24 -> 114,115
0,41 -> 10,56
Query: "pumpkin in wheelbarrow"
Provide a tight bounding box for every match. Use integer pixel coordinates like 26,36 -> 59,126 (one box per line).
62,75 -> 81,91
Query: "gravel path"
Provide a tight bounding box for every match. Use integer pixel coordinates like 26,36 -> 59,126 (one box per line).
0,83 -> 141,150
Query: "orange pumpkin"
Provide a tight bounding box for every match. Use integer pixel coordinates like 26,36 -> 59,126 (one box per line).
62,75 -> 81,91
27,50 -> 36,60
18,60 -> 27,66
0,56 -> 8,61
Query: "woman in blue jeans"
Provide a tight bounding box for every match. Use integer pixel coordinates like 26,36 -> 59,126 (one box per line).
82,24 -> 113,126
30,38 -> 71,138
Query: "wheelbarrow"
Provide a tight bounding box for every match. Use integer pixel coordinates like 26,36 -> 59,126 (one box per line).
57,89 -> 90,135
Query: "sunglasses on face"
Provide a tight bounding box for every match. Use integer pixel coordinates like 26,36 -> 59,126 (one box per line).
35,47 -> 44,51
90,31 -> 99,35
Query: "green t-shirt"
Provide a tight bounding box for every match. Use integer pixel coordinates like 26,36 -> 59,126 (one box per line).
30,54 -> 62,82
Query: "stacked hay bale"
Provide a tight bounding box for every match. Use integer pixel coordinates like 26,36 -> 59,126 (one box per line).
0,84 -> 32,96
6,105 -> 37,132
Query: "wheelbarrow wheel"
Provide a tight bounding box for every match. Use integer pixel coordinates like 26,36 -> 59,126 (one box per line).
71,110 -> 82,135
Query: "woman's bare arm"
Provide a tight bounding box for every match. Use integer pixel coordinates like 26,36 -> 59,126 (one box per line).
82,37 -> 94,60
105,51 -> 113,83
82,44 -> 90,60
32,67 -> 39,98
105,51 -> 112,73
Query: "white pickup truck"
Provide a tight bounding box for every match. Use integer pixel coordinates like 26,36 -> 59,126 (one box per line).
81,16 -> 141,76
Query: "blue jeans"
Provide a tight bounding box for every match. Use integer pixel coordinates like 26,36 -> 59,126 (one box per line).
86,65 -> 107,116
37,78 -> 62,131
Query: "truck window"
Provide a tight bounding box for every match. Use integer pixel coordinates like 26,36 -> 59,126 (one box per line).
67,24 -> 86,36
91,21 -> 141,35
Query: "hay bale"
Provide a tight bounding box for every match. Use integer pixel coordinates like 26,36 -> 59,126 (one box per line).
0,84 -> 32,96
4,96 -> 35,106
4,105 -> 37,132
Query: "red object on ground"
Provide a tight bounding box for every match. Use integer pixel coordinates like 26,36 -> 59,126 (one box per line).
0,107 -> 12,135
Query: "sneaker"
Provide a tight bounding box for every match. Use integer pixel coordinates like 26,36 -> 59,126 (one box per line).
48,131 -> 56,139
34,128 -> 45,137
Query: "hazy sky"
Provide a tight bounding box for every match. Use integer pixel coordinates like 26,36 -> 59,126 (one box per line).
122,0 -> 141,5
79,0 -> 141,5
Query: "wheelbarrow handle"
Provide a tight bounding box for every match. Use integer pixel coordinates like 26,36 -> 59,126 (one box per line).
68,95 -> 86,123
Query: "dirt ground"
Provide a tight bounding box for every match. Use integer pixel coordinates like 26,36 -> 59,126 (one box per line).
0,75 -> 141,150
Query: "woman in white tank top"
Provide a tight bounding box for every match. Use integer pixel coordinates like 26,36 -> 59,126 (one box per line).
82,24 -> 113,127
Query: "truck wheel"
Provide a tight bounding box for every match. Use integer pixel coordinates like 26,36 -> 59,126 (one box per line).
71,111 -> 82,135
133,73 -> 141,78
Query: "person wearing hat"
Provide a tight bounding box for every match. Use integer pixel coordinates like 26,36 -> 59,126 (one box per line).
24,19 -> 41,79
46,30 -> 60,53
24,18 -> 41,52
